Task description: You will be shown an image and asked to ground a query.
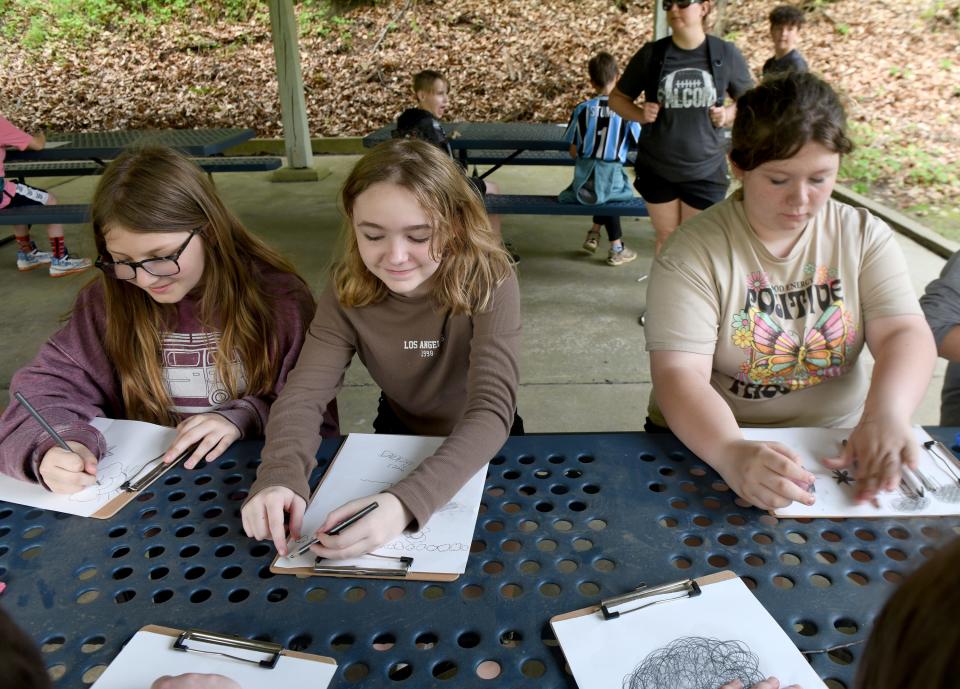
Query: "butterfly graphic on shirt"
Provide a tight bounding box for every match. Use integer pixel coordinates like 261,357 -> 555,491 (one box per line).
747,300 -> 848,384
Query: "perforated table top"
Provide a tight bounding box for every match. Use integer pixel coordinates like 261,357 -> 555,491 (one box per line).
2,431 -> 958,688
6,128 -> 255,162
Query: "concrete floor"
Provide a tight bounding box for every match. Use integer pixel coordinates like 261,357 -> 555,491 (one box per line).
0,155 -> 949,431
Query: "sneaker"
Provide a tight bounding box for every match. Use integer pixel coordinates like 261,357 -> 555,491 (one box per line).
607,245 -> 638,266
17,248 -> 53,272
582,230 -> 600,253
49,254 -> 93,277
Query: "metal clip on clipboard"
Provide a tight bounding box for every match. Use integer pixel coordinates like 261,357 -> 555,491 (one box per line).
600,578 -> 701,620
120,445 -> 196,492
312,554 -> 414,577
923,440 -> 960,485
173,629 -> 283,668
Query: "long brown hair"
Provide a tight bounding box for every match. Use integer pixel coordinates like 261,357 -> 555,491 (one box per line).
334,138 -> 513,315
90,146 -> 306,426
856,536 -> 960,689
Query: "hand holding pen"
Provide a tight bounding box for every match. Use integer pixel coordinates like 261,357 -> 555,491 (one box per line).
309,493 -> 414,561
15,392 -> 99,494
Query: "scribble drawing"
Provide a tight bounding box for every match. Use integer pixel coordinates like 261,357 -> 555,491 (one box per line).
378,449 -> 414,473
934,484 -> 960,504
892,494 -> 929,511
102,444 -> 116,459
622,636 -> 765,689
68,462 -> 128,503
434,501 -> 469,516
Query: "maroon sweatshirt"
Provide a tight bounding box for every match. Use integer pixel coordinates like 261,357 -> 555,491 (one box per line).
0,264 -> 339,486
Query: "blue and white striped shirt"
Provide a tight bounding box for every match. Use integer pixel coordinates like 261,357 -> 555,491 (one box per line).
563,96 -> 641,163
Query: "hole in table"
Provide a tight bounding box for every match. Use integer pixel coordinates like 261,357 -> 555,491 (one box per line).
588,519 -> 607,531
114,589 -> 136,604
503,470 -> 521,480
384,586 -> 406,601
416,632 -> 438,649
854,529 -> 876,542
786,531 -> 808,544
572,538 -> 593,552
550,485 -> 569,495
821,530 -> 842,542
539,582 -> 561,597
487,486 -> 505,497
888,526 -> 909,540
846,571 -> 869,586
287,634 -> 312,652
432,660 -> 458,680
670,499 -> 689,510
142,526 -> 162,539
726,514 -> 746,526
423,585 -> 444,601
458,631 -> 481,648
533,469 -> 551,479
501,583 -> 523,599
851,549 -> 873,563
689,466 -> 707,476
331,633 -> 354,650
203,506 -> 223,519
579,581 -> 600,596
693,515 -> 713,527
553,519 -> 573,532
503,502 -> 521,514
208,525 -> 228,538
578,455 -> 595,464
744,554 -> 765,567
500,630 -> 522,647
194,475 -> 212,486
112,566 -> 133,580
221,565 -> 242,580
828,648 -> 855,665
154,589 -> 175,603
135,491 -> 155,503
483,561 -> 504,575
23,525 -> 44,539
672,556 -> 691,570
476,660 -> 501,680
557,558 -> 578,573
708,554 -> 729,568
47,664 -> 67,681
21,545 -> 43,560
834,618 -> 858,634
215,544 -> 235,558
518,485 -> 536,496
258,566 -> 274,579
535,502 -> 554,513
772,575 -> 794,589
306,587 -> 327,603
78,635 -> 106,655
41,636 -> 65,652
76,589 -> 100,604
373,633 -> 396,651
175,526 -> 195,538
462,584 -> 484,600
659,467 -> 675,477
741,576 -> 757,590
167,491 -> 186,502
521,659 -> 547,678
171,507 -> 190,519
810,574 -> 832,588
344,587 -> 365,602
519,520 -> 539,533
501,539 -> 522,554
563,469 -> 583,479
814,550 -> 838,565
520,560 -> 541,575
250,544 -> 270,558
752,533 -> 773,545
537,539 -> 557,552
583,484 -> 600,494
190,589 -> 212,603
883,570 -> 903,584
484,520 -> 504,532
649,483 -> 667,493
794,620 -> 818,636
343,662 -> 368,682
143,546 -> 163,559
179,545 -> 200,558
683,535 -> 703,547
659,516 -> 678,528
184,566 -> 205,580
703,497 -> 723,510
76,565 -> 98,581
885,547 -> 907,561
780,553 -> 801,566
387,662 -> 413,681
470,539 -> 487,553
593,558 -> 615,572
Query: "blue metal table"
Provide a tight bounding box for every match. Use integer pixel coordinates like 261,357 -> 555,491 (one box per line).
3,431 -> 958,688
6,128 -> 256,162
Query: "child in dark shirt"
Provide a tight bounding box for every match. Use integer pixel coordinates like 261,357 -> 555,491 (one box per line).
762,6 -> 809,77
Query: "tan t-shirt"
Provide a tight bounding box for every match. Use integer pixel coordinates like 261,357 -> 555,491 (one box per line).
250,272 -> 521,529
645,195 -> 921,428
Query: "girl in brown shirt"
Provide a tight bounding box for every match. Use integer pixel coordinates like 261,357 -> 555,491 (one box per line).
242,139 -> 522,559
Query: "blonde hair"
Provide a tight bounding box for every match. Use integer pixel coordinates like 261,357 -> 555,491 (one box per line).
90,146 -> 307,426
334,139 -> 512,315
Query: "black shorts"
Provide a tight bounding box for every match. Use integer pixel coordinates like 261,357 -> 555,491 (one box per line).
5,182 -> 50,208
633,163 -> 728,211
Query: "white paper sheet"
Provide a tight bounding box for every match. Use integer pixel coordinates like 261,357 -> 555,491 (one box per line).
740,427 -> 960,518
552,577 -> 826,689
0,418 -> 177,517
275,433 -> 486,575
91,628 -> 336,689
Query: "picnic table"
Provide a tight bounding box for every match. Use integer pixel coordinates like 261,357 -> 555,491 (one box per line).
4,430 -> 957,688
6,128 -> 256,163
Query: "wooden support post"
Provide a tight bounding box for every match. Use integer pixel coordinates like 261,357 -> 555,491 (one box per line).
268,0 -> 320,181
654,1 -> 669,40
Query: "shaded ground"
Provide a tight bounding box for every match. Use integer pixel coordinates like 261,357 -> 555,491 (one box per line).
0,0 -> 958,217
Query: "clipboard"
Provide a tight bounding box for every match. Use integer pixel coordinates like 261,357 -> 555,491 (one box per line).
269,433 -> 485,582
87,446 -> 191,519
90,624 -> 337,688
550,571 -> 827,689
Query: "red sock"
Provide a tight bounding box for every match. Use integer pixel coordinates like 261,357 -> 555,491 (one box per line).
50,236 -> 66,259
16,236 -> 33,253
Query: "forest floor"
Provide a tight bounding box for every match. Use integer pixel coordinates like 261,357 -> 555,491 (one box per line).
1,0 -> 958,235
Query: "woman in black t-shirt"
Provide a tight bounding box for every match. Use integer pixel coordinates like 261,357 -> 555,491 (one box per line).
609,0 -> 752,254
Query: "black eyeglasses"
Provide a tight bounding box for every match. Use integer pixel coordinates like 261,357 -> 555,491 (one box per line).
96,229 -> 200,280
662,0 -> 703,9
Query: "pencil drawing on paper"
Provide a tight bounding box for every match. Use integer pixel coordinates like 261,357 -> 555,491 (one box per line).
622,636 -> 765,689
68,460 -> 128,503
379,449 -> 415,474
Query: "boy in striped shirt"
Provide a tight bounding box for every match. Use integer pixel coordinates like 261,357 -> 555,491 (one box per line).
561,52 -> 642,266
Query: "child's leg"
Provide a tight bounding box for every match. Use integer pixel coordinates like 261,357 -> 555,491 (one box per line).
38,190 -> 92,277
582,217 -> 603,253
644,200 -> 683,256
599,216 -> 623,247
604,216 -> 636,267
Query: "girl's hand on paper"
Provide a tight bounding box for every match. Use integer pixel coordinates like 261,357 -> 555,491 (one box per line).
151,674 -> 241,689
162,413 -> 241,469
38,442 -> 98,494
719,678 -> 802,689
821,413 -> 917,503
241,486 -> 306,557
714,440 -> 816,510
311,493 -> 414,560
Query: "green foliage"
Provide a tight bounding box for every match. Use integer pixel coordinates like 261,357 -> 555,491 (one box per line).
835,23 -> 850,35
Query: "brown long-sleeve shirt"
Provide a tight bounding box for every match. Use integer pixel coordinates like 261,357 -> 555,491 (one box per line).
250,272 -> 521,528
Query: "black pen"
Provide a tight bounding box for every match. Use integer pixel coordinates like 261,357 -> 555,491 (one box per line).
15,392 -> 72,452
288,501 -> 380,558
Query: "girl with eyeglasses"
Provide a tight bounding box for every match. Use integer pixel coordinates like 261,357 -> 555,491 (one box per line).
609,0 -> 753,254
0,146 -> 338,493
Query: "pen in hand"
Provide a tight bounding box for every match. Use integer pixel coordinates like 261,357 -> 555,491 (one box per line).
288,501 -> 380,559
15,391 -> 98,492
15,391 -> 73,453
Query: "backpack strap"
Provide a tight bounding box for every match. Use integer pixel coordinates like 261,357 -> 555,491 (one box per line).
647,34 -> 728,106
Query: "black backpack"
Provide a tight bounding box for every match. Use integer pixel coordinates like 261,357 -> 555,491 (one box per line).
393,108 -> 452,157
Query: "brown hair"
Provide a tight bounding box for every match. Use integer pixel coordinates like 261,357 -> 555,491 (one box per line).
0,606 -> 51,689
856,537 -> 960,689
769,5 -> 805,28
730,71 -> 854,172
413,69 -> 448,95
588,52 -> 618,88
334,138 -> 512,315
90,146 -> 307,426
